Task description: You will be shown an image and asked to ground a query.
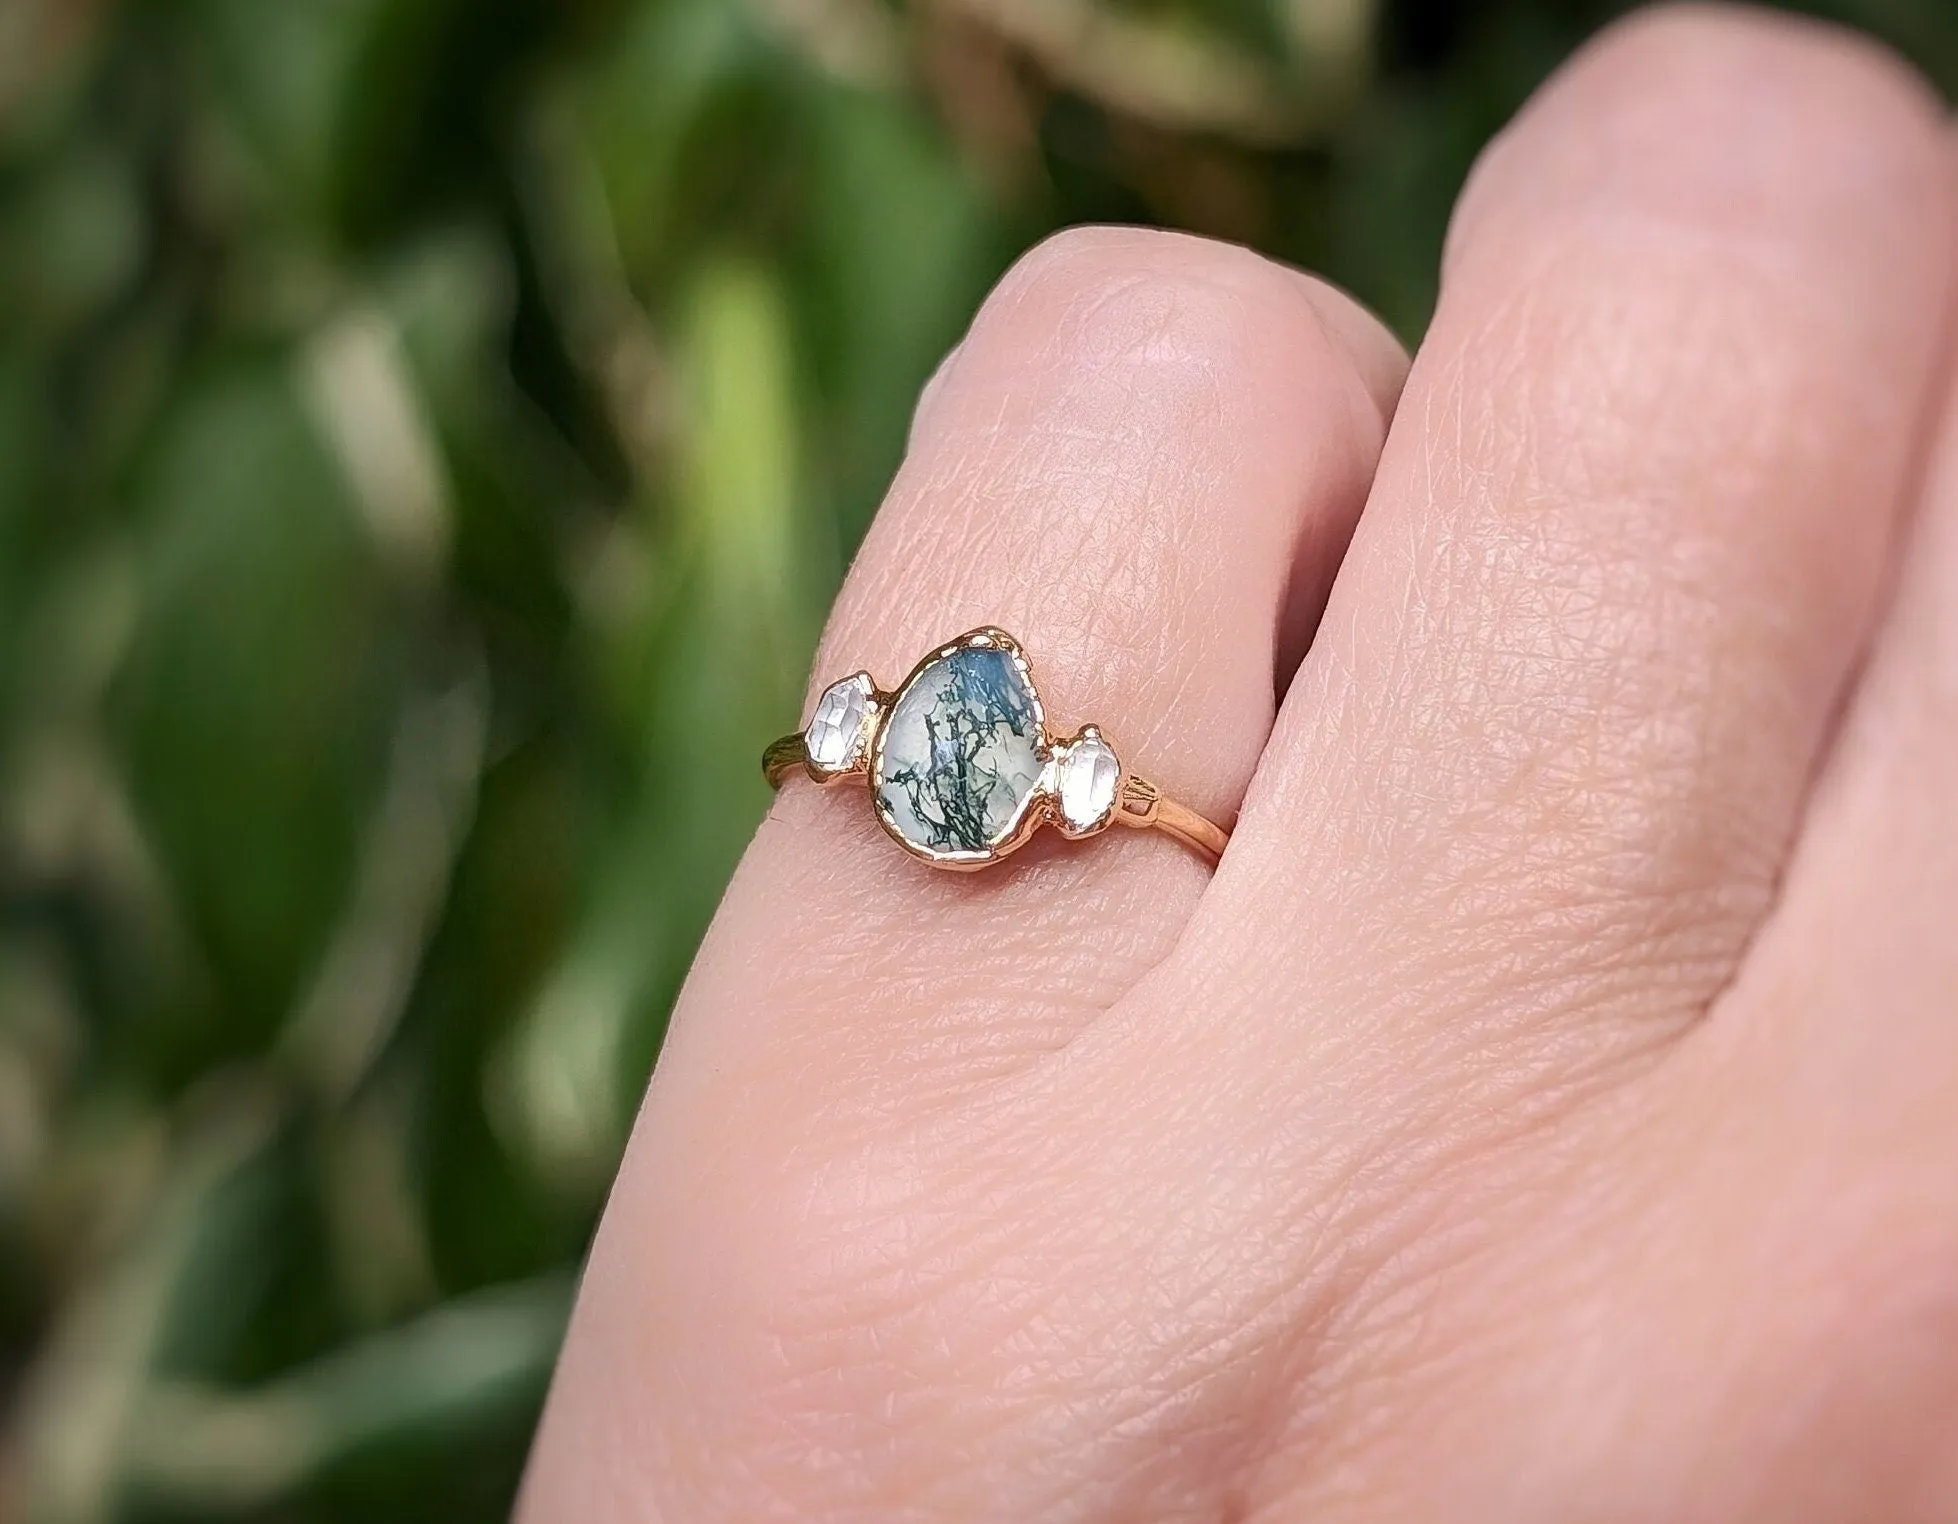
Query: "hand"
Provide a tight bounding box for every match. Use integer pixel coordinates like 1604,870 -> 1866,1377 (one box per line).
520,8 -> 1958,1519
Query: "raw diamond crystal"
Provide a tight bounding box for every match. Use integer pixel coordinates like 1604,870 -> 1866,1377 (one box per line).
1056,733 -> 1120,833
806,672 -> 873,772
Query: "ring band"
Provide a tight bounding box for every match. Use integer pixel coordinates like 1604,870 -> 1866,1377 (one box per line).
763,627 -> 1231,871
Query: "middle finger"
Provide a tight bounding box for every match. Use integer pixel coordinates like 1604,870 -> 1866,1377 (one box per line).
1215,6 -> 1957,1103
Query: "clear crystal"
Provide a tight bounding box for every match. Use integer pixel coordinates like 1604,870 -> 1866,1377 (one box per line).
806,673 -> 873,772
1056,734 -> 1119,832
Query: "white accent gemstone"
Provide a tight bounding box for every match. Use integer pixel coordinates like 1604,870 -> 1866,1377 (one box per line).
1056,733 -> 1120,832
806,672 -> 873,772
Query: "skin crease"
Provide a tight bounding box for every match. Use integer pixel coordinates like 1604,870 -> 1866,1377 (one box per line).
521,6 -> 1958,1522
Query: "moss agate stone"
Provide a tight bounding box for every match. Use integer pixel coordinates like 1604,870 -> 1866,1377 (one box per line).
875,645 -> 1042,856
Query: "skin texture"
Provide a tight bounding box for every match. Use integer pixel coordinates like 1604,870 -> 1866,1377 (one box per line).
520,6 -> 1958,1520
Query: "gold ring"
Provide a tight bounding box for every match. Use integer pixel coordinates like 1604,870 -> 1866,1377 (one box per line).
763,627 -> 1230,871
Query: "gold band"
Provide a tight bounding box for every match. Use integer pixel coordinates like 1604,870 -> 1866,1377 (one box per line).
762,628 -> 1231,872
761,731 -> 814,789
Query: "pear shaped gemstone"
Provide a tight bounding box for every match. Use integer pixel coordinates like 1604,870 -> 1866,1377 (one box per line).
875,645 -> 1042,856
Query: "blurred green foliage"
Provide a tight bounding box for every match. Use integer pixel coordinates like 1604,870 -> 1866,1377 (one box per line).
4,0 -> 1958,1517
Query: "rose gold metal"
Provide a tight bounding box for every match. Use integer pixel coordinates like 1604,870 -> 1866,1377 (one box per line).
762,627 -> 1231,870
1110,773 -> 1232,863
761,733 -> 815,788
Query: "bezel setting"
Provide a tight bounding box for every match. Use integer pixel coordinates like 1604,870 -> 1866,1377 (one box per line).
803,671 -> 877,777
1052,725 -> 1124,838
869,628 -> 1052,868
766,625 -> 1228,872
789,628 -> 1126,869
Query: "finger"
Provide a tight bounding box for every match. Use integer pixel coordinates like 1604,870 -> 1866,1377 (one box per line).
1713,149 -> 1958,1091
1210,4 -> 1956,1095
674,227 -> 1400,1085
1043,14 -> 1958,1515
1355,380 -> 1958,1521
521,227 -> 1405,1520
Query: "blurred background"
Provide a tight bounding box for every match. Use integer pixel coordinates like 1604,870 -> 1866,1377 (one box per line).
3,0 -> 1957,1518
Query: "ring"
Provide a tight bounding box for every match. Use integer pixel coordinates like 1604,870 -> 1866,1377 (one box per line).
763,627 -> 1231,870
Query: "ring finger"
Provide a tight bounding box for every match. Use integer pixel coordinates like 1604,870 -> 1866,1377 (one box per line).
521,225 -> 1406,1520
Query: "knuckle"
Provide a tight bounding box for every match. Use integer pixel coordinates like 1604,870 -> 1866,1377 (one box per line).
1584,4 -> 1937,122
1447,2 -> 1943,275
979,225 -> 1339,396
